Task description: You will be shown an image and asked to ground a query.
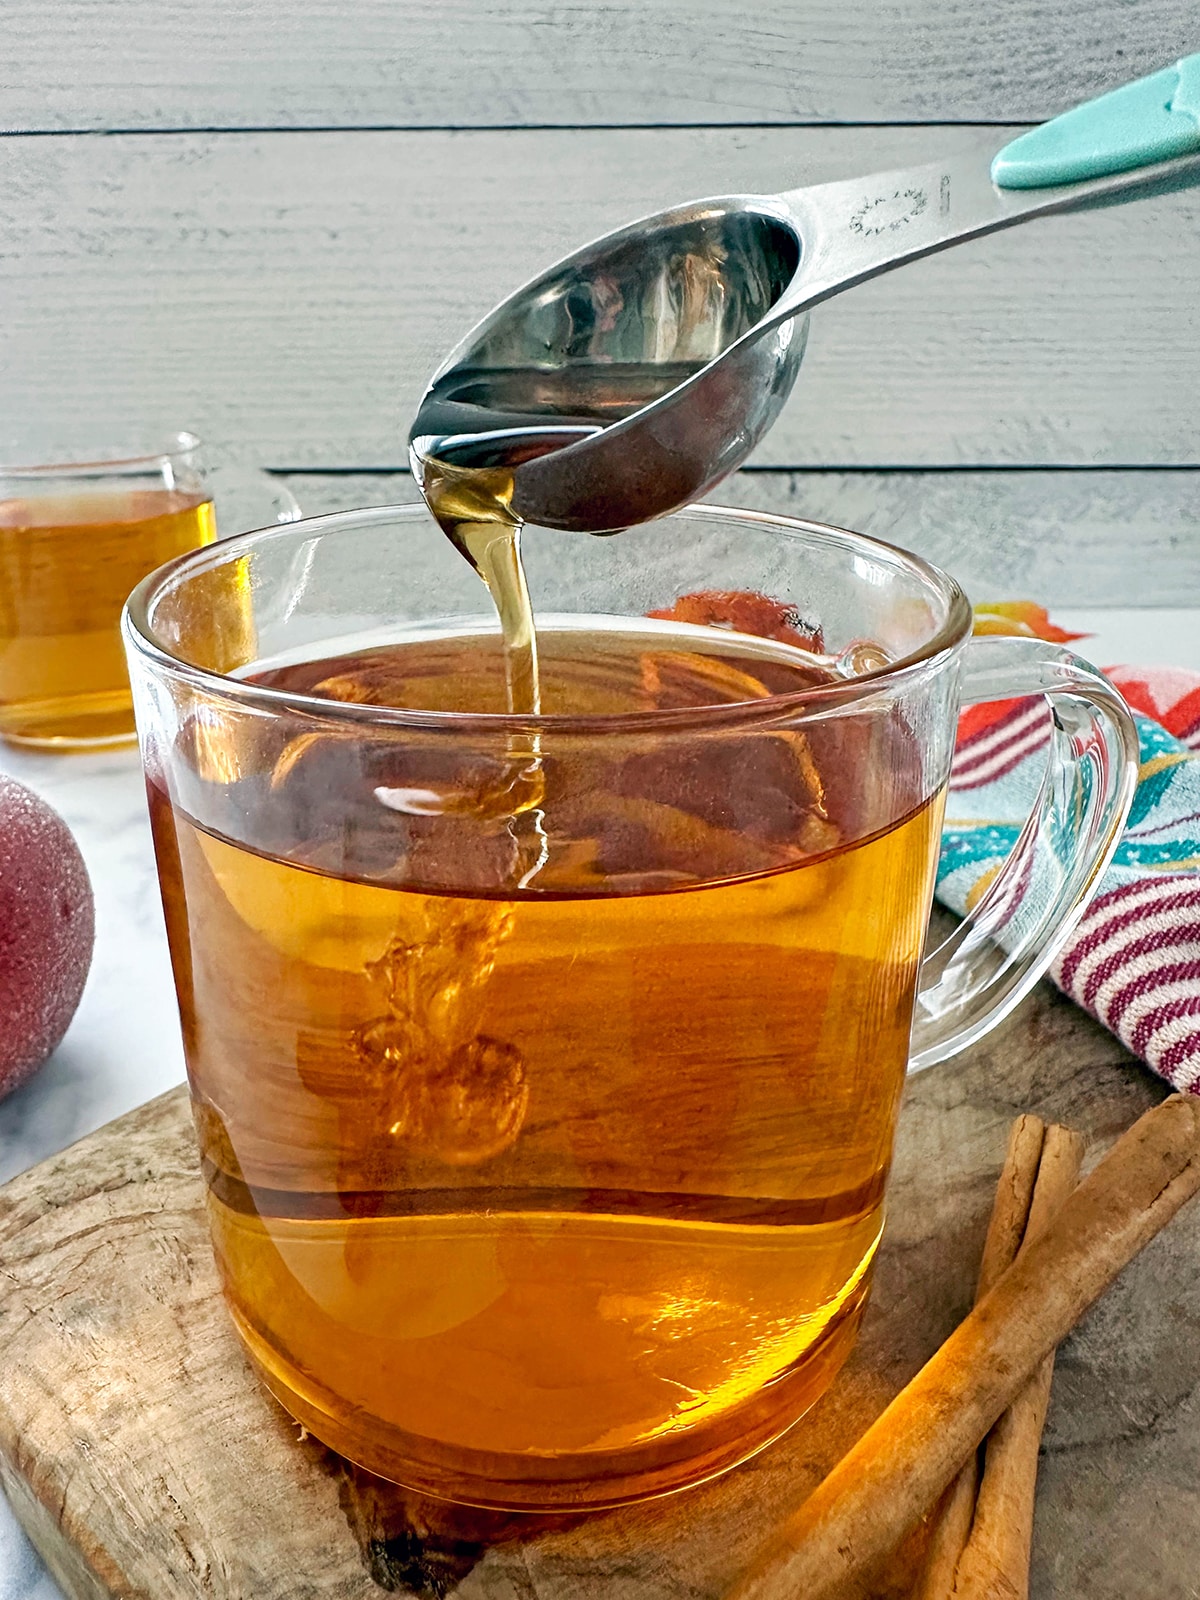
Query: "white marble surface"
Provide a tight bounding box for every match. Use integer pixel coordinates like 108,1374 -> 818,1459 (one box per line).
0,606 -> 1198,1599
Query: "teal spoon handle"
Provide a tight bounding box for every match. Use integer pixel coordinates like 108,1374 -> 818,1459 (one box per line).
993,53 -> 1200,188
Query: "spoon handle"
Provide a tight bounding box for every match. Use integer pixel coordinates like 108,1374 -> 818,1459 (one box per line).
993,53 -> 1200,188
769,56 -> 1200,323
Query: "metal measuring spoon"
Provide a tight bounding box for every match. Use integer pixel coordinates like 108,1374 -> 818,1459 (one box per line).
410,55 -> 1200,533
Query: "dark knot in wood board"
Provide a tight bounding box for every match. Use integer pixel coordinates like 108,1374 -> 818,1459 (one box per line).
336,1459 -> 580,1595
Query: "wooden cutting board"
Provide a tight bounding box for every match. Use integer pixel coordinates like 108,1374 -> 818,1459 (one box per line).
2,980 -> 1199,1600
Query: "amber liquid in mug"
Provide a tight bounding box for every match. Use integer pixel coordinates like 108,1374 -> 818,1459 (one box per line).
154,615 -> 943,1507
0,486 -> 216,746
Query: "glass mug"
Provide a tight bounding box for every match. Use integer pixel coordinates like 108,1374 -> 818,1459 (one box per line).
123,503 -> 1137,1510
0,433 -> 297,749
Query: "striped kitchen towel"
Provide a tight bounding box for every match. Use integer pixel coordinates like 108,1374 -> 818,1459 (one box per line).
939,607 -> 1200,1094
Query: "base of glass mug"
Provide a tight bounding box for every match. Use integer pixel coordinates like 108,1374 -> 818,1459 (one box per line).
232,1283 -> 869,1512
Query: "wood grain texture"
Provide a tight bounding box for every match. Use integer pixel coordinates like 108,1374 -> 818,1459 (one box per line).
2,127 -> 1197,472
1,978 -> 1197,1600
2,0 -> 1196,131
277,468 -> 1200,607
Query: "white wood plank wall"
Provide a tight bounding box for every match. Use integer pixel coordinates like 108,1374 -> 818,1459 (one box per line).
3,1 -> 1198,603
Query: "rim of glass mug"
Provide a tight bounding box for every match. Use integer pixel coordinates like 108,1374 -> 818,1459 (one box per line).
0,431 -> 204,481
123,500 -> 976,736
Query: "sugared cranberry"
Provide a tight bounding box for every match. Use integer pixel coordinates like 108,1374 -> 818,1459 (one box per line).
0,775 -> 95,1098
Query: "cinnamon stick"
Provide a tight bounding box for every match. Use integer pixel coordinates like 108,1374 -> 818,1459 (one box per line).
949,1125 -> 1085,1600
913,1114 -> 1047,1600
726,1094 -> 1200,1600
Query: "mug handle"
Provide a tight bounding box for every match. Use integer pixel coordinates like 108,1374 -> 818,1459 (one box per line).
909,635 -> 1140,1071
205,465 -> 302,535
